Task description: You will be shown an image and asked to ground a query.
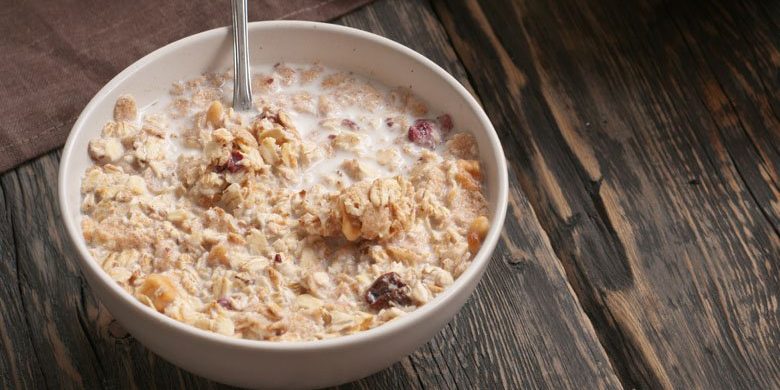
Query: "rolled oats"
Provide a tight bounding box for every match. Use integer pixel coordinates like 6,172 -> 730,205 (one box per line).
81,63 -> 489,341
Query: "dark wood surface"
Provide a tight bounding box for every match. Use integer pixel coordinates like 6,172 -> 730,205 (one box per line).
0,0 -> 776,388
433,0 -> 780,388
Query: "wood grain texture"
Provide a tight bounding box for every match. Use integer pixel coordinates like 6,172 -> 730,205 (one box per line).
2,153 -> 217,390
337,3 -> 618,388
0,169 -> 46,389
433,0 -> 780,388
0,0 -> 620,389
667,0 -> 780,234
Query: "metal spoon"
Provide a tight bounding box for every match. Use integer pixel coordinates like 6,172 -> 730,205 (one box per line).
231,0 -> 252,111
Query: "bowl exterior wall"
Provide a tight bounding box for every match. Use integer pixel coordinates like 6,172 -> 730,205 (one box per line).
59,21 -> 508,389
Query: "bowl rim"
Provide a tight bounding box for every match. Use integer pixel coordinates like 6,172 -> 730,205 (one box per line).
58,20 -> 508,351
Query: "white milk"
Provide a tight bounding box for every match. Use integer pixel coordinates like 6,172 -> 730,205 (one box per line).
137,63 -> 436,192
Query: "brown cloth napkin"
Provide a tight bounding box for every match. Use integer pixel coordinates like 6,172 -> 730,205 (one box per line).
0,0 -> 372,173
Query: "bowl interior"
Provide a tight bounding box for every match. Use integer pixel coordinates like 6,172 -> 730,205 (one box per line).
59,21 -> 508,347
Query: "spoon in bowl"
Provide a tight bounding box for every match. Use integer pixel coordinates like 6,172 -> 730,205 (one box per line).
231,0 -> 252,111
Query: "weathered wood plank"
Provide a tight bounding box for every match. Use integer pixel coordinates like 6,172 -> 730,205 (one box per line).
0,0 -> 620,389
665,0 -> 780,233
1,153 -> 213,389
0,170 -> 47,389
433,0 -> 780,388
337,1 -> 620,388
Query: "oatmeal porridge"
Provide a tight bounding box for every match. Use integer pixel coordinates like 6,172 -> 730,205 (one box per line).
80,63 -> 489,341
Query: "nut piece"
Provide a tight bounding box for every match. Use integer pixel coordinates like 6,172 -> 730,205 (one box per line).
113,95 -> 138,122
457,160 -> 481,180
88,138 -> 123,163
137,274 -> 177,311
206,101 -> 224,127
467,216 -> 489,253
208,243 -> 230,266
257,128 -> 289,145
455,160 -> 482,190
341,206 -> 362,241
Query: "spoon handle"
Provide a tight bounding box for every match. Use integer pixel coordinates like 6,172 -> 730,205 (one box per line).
231,0 -> 252,111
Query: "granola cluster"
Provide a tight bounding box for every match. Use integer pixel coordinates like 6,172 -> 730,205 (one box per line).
81,63 -> 489,341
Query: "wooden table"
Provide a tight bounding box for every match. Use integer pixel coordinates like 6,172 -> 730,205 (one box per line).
2,0 -> 778,388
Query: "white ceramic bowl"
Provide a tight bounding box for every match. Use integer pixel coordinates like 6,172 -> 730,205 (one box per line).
59,21 -> 508,389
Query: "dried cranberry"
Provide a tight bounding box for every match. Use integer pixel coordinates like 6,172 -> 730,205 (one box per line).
407,119 -> 439,149
217,297 -> 234,310
226,150 -> 243,173
437,114 -> 453,133
274,253 -> 282,263
214,150 -> 244,173
365,272 -> 412,310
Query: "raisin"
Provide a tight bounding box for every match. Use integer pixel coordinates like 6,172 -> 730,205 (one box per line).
342,119 -> 359,130
437,114 -> 453,132
274,253 -> 282,263
385,117 -> 394,127
407,119 -> 438,149
365,272 -> 412,310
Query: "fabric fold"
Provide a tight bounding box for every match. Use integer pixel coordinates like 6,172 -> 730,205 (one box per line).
0,0 -> 372,172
